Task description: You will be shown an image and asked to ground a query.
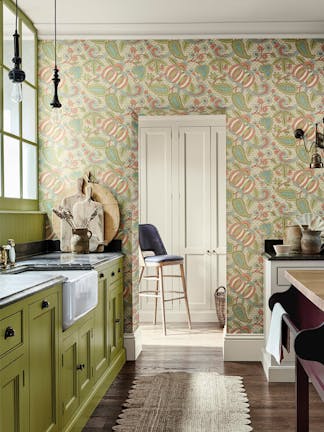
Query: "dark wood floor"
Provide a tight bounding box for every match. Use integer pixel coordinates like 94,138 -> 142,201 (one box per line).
83,345 -> 324,432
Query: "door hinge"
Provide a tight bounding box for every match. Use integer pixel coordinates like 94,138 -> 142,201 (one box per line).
61,354 -> 64,367
22,370 -> 25,387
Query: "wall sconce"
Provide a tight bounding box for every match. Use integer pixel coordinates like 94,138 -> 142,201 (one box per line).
8,0 -> 25,103
50,0 -> 62,109
294,118 -> 324,168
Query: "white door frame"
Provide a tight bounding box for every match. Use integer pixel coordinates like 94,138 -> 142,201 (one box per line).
138,114 -> 226,322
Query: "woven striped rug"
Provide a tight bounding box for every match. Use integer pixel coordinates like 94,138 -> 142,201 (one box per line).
113,372 -> 252,431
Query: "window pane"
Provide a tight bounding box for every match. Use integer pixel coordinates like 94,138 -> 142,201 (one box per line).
22,23 -> 35,85
22,84 -> 36,142
23,143 -> 37,199
3,5 -> 16,68
3,74 -> 20,136
4,136 -> 20,198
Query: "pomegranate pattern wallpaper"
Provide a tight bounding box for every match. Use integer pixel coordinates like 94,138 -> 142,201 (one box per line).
38,39 -> 324,333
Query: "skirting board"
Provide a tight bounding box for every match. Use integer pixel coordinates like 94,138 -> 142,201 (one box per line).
262,349 -> 295,382
223,333 -> 264,361
124,327 -> 142,361
139,310 -> 218,323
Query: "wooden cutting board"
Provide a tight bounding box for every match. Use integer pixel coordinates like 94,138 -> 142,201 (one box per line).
72,185 -> 104,249
60,178 -> 85,252
84,179 -> 120,244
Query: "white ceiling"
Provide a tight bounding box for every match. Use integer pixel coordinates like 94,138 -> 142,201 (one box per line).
18,0 -> 324,39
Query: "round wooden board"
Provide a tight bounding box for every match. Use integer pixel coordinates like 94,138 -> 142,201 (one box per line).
83,181 -> 120,244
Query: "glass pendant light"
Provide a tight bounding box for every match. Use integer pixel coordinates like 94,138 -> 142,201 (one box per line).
8,0 -> 26,103
50,0 -> 62,108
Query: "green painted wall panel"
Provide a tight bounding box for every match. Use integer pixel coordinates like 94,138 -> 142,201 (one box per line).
0,212 -> 45,244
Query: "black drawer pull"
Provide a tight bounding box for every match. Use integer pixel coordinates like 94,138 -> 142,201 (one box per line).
76,363 -> 85,370
99,273 -> 104,278
42,300 -> 49,309
115,318 -> 120,323
118,268 -> 121,273
111,271 -> 115,277
4,326 -> 15,339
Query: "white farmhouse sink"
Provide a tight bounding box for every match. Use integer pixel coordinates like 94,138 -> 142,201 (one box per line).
47,270 -> 98,330
23,270 -> 98,330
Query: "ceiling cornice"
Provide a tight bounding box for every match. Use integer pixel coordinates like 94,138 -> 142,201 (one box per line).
35,20 -> 324,40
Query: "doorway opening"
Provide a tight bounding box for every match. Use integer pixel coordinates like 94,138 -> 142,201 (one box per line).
138,115 -> 226,349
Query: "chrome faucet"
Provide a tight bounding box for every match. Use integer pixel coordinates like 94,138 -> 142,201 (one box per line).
0,245 -> 11,269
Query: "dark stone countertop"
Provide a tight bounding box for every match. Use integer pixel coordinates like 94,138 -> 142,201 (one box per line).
263,252 -> 324,261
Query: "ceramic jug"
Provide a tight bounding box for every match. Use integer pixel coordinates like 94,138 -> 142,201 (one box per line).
301,229 -> 321,254
70,228 -> 92,254
284,225 -> 302,253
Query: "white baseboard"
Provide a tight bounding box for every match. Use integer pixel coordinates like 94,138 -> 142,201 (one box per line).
223,333 -> 264,361
261,349 -> 295,382
139,310 -> 218,323
123,327 -> 142,361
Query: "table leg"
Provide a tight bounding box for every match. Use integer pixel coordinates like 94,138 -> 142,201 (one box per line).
296,357 -> 309,432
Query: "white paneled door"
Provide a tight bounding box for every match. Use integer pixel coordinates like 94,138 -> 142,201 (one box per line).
139,115 -> 226,322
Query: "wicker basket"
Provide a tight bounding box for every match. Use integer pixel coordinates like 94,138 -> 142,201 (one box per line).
214,286 -> 226,327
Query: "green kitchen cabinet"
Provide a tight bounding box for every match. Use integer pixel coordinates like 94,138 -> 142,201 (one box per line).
109,278 -> 124,363
0,355 -> 28,432
28,287 -> 60,432
94,257 -> 124,381
93,269 -> 109,382
61,315 -> 94,428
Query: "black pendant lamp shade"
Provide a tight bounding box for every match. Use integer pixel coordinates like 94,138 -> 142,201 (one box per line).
8,0 -> 26,103
50,0 -> 62,108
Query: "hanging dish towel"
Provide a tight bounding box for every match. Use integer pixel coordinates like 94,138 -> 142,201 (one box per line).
266,302 -> 287,364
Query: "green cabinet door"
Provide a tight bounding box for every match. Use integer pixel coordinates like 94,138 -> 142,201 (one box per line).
109,279 -> 124,363
28,289 -> 59,432
0,355 -> 27,432
61,331 -> 78,428
93,270 -> 109,382
78,318 -> 94,405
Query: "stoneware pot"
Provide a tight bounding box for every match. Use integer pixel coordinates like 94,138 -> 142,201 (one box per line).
284,225 -> 302,253
70,228 -> 92,254
301,229 -> 321,255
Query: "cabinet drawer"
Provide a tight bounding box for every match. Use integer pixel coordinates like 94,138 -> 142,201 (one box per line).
0,310 -> 23,356
29,291 -> 58,316
109,260 -> 123,283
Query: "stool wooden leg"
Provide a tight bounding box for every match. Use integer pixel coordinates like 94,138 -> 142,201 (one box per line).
180,263 -> 192,330
159,266 -> 167,336
153,267 -> 159,325
139,266 -> 144,283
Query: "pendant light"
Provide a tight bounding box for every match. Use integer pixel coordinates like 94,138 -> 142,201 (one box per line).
50,0 -> 62,108
8,0 -> 26,103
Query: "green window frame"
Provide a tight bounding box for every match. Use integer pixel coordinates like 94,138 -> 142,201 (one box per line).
0,0 -> 38,211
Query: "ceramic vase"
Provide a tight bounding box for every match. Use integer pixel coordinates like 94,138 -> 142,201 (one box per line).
70,228 -> 92,254
284,225 -> 302,253
301,229 -> 321,255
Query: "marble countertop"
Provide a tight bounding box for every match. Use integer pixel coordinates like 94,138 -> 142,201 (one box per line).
0,252 -> 123,307
285,269 -> 324,311
263,252 -> 324,261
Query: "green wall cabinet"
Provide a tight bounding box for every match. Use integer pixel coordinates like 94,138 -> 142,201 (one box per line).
0,355 -> 28,432
28,289 -> 60,432
0,256 -> 126,431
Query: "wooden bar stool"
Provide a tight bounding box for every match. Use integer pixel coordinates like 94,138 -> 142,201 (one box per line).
138,224 -> 192,335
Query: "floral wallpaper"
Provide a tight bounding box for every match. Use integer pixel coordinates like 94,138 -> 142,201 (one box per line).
38,39 -> 324,334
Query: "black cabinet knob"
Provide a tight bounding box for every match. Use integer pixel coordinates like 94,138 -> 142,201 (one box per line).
76,363 -> 85,370
42,300 -> 49,309
4,326 -> 15,339
99,273 -> 104,278
111,271 -> 115,277
115,318 -> 120,324
118,268 -> 121,273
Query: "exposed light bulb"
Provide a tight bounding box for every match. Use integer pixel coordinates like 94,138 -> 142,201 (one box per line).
11,82 -> 23,103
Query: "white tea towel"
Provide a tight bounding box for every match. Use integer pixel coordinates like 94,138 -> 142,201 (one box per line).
266,302 -> 287,364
